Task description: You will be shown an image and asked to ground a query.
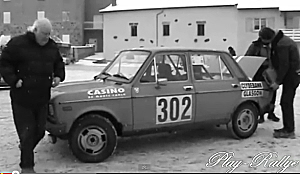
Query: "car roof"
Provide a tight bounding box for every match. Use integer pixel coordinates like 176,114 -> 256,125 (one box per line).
123,47 -> 229,54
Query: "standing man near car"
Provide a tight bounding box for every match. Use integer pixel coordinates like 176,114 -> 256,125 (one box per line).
245,36 -> 280,123
258,27 -> 300,139
0,18 -> 65,173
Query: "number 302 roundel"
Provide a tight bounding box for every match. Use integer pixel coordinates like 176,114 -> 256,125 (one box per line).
156,95 -> 193,125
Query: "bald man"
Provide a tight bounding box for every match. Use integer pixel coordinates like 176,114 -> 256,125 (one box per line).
0,18 -> 65,173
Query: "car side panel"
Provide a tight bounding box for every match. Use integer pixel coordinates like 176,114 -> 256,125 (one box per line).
54,98 -> 133,133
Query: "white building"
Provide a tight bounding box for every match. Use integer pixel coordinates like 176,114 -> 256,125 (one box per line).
99,0 -> 300,60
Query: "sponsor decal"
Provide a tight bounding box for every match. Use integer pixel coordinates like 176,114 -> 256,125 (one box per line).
240,82 -> 264,98
240,82 -> 263,90
87,87 -> 126,99
242,90 -> 263,98
134,87 -> 139,93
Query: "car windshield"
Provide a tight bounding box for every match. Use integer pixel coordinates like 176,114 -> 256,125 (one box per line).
103,50 -> 150,81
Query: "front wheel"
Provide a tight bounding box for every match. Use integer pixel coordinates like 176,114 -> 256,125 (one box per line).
227,103 -> 259,139
69,114 -> 117,163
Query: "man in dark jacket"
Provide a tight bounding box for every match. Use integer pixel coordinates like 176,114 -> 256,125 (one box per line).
0,18 -> 65,173
259,27 -> 300,139
245,38 -> 280,123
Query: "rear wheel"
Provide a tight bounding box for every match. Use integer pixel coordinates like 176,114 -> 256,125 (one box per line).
69,114 -> 117,163
227,103 -> 259,139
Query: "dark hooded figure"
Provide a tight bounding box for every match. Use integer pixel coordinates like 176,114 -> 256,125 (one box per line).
258,27 -> 300,139
245,37 -> 280,123
228,46 -> 236,56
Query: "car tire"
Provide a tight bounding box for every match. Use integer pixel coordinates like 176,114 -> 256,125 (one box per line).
68,114 -> 117,163
227,103 -> 258,139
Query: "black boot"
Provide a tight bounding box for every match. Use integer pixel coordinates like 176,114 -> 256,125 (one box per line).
274,128 -> 286,133
258,116 -> 265,123
273,130 -> 296,139
267,113 -> 280,122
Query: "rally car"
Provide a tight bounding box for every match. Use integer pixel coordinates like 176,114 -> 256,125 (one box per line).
46,47 -> 273,163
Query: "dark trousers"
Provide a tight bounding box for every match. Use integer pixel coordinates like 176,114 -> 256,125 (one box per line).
280,83 -> 299,133
11,102 -> 48,169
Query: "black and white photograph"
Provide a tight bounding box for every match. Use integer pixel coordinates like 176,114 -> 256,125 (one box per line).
1,0 -> 300,173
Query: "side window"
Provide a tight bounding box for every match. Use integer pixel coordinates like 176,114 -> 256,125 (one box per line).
191,53 -> 233,81
140,54 -> 188,83
140,60 -> 155,83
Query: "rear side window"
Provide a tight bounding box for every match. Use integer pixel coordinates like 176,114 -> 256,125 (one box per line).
191,53 -> 233,81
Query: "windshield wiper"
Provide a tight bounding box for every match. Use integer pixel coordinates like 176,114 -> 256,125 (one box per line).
94,72 -> 111,80
113,73 -> 129,80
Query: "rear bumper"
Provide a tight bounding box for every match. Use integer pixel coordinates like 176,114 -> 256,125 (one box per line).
46,120 -> 67,136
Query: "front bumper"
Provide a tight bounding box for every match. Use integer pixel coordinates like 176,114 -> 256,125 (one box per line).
46,120 -> 67,136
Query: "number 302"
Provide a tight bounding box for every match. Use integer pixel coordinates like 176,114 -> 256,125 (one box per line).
156,95 -> 192,124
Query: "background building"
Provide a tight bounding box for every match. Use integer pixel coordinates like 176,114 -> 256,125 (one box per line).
0,0 -> 116,52
100,1 -> 300,60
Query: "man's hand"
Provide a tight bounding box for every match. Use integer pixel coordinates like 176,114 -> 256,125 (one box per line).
270,82 -> 279,90
16,79 -> 23,88
52,77 -> 61,87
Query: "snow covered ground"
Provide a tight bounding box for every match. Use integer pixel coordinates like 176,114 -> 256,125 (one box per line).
1,61 -> 300,173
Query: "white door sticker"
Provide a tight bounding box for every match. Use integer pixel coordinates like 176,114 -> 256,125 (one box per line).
156,95 -> 192,125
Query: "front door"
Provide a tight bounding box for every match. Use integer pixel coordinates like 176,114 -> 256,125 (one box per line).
190,52 -> 242,123
132,53 -> 196,130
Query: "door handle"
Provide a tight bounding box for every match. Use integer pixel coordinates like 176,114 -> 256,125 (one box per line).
183,86 -> 194,91
231,84 -> 240,88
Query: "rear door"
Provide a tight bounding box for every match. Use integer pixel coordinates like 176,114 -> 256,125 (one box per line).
190,51 -> 242,123
132,52 -> 196,130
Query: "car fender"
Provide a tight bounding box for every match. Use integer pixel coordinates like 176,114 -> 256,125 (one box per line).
65,105 -> 121,133
230,98 -> 261,120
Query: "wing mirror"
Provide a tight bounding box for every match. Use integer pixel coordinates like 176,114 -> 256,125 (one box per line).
155,78 -> 168,89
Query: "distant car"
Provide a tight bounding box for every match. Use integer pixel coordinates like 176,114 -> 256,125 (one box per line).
46,48 -> 273,163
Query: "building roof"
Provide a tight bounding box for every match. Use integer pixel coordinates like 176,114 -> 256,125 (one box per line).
99,0 -> 300,13
99,0 -> 238,13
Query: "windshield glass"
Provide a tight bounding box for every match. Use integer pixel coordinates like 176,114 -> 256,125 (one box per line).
104,50 -> 150,81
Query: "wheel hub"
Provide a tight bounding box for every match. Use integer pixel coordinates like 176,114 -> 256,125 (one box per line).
78,127 -> 107,155
237,109 -> 254,131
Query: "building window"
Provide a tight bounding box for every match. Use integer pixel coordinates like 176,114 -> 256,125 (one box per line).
129,23 -> 138,37
197,21 -> 206,36
62,11 -> 70,22
3,12 -> 10,24
37,11 -> 45,19
62,34 -> 70,43
163,22 -> 170,36
254,18 -> 267,31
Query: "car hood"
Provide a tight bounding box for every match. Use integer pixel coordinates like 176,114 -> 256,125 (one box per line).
235,56 -> 267,80
51,80 -> 130,101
